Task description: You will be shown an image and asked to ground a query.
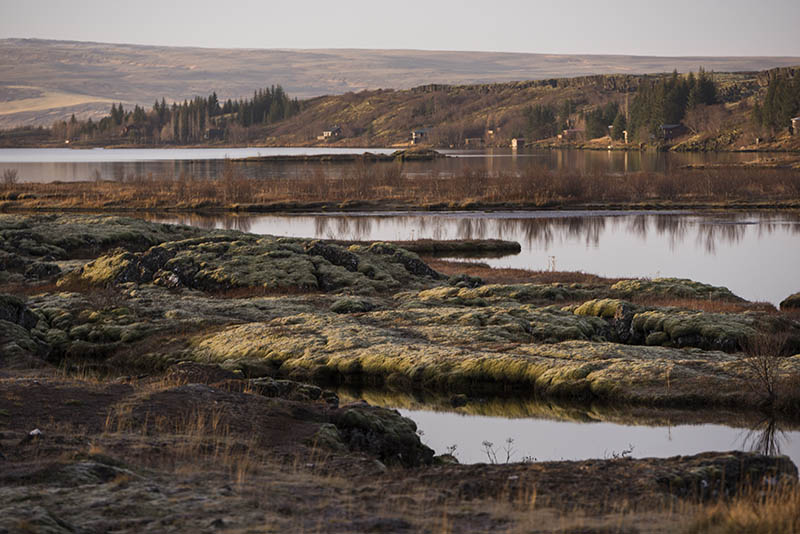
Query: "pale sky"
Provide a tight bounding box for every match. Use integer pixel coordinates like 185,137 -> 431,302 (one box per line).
1,0 -> 799,56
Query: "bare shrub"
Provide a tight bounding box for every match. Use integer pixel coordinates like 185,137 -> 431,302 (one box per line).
739,332 -> 792,408
2,168 -> 18,185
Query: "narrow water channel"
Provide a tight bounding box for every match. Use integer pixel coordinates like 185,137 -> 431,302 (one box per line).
151,210 -> 800,306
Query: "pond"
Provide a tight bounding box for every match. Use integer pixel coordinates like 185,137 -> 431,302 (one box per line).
150,210 -> 800,306
337,389 -> 800,466
403,408 -> 800,466
0,147 -> 786,183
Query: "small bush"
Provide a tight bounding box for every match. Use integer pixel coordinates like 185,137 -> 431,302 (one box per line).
2,168 -> 18,185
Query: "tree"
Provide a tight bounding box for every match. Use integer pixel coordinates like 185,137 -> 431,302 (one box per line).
523,104 -> 558,140
611,112 -> 627,140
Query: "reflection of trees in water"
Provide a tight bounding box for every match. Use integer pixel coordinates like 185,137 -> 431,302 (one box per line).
741,418 -> 786,457
313,216 -> 376,241
652,215 -> 691,252
695,220 -> 747,254
493,217 -> 607,249
456,218 -> 489,240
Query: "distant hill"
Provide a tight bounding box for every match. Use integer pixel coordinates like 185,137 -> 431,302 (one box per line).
2,38 -> 800,128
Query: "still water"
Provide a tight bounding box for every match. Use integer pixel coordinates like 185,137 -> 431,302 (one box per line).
0,147 -> 784,183
336,390 -> 800,466
401,408 -> 800,466
151,210 -> 800,306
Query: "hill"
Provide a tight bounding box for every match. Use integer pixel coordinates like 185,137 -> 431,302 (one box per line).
3,38 -> 800,128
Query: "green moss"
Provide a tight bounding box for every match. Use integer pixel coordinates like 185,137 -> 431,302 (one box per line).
574,298 -> 631,319
610,278 -> 744,302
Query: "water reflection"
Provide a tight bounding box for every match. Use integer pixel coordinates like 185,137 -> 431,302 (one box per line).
3,147 -> 792,183
148,210 -> 800,305
335,387 -> 800,465
742,418 -> 788,458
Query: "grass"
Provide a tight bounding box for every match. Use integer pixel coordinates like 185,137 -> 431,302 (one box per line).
687,484 -> 800,534
2,164 -> 799,212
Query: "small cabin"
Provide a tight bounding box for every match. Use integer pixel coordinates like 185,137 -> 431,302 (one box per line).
411,128 -> 430,145
792,117 -> 800,135
510,138 -> 525,149
560,129 -> 585,141
659,124 -> 686,141
322,126 -> 342,139
204,127 -> 224,141
464,137 -> 484,147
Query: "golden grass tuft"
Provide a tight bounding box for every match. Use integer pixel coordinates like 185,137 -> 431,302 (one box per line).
687,484 -> 800,534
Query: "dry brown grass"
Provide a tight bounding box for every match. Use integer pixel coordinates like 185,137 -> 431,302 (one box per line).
425,258 -> 619,285
2,165 -> 799,211
687,483 -> 800,534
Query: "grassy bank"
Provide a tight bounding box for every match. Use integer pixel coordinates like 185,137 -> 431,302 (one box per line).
2,165 -> 800,213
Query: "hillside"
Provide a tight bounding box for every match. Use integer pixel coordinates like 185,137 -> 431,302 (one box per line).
3,38 -> 800,128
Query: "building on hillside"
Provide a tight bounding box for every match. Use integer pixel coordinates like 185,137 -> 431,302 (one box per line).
791,117 -> 800,135
659,124 -> 686,141
465,137 -> 484,147
322,126 -> 342,139
411,128 -> 431,145
204,127 -> 224,141
559,129 -> 585,142
510,138 -> 525,149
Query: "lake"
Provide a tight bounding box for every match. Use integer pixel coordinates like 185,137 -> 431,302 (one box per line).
150,210 -> 800,306
0,147 -> 784,183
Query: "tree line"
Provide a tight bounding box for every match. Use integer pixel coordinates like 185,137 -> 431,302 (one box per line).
50,86 -> 301,144
513,70 -> 718,143
752,70 -> 800,134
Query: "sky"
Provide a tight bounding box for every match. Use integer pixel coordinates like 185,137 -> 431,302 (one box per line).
1,0 -> 799,57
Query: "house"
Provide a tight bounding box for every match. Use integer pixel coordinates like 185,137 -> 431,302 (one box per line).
510,138 -> 525,149
560,129 -> 585,141
204,127 -> 224,141
120,124 -> 144,137
659,124 -> 686,141
411,128 -> 431,145
322,126 -> 342,139
792,117 -> 800,135
464,137 -> 484,147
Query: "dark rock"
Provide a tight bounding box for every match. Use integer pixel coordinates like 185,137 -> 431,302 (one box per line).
330,297 -> 376,314
780,292 -> 800,310
306,242 -> 360,272
24,262 -> 61,280
139,245 -> 176,280
333,403 -> 434,467
448,273 -> 483,289
0,294 -> 38,330
656,451 -> 798,500
249,377 -> 324,402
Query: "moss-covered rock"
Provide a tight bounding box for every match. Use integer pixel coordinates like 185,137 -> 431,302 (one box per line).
332,403 -> 434,467
780,292 -> 800,310
330,297 -> 377,314
0,214 -> 203,282
61,234 -> 443,295
610,278 -> 744,302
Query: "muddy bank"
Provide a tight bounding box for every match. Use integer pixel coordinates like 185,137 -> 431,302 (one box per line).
230,148 -> 445,163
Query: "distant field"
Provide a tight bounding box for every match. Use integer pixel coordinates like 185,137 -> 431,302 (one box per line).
0,85 -> 115,115
1,38 -> 799,127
